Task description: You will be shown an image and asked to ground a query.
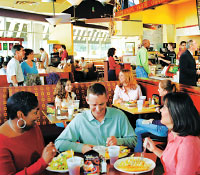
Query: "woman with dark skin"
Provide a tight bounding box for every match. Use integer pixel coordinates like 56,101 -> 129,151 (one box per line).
0,91 -> 57,175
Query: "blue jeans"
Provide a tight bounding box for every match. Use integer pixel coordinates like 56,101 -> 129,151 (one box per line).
134,119 -> 168,152
136,66 -> 148,78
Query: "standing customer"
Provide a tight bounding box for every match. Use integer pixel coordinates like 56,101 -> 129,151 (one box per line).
136,39 -> 152,78
144,92 -> 200,175
113,69 -> 142,104
134,80 -> 176,152
177,41 -> 186,60
59,45 -> 68,63
39,48 -> 49,68
7,44 -> 25,86
0,91 -> 56,175
108,48 -> 118,81
21,49 -> 38,80
179,40 -> 200,86
0,62 -> 8,75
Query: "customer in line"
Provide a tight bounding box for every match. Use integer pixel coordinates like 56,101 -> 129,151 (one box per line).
21,48 -> 38,80
113,69 -> 142,104
134,80 -> 176,152
39,48 -> 49,68
55,83 -> 137,153
144,92 -> 200,175
59,45 -> 68,63
177,41 -> 186,60
54,79 -> 76,108
0,91 -> 56,175
136,39 -> 152,78
0,61 -> 8,75
179,39 -> 200,86
108,47 -> 118,81
7,44 -> 25,86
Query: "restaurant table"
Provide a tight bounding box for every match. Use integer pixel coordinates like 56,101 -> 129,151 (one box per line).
44,152 -> 157,175
42,110 -> 73,127
112,103 -> 158,115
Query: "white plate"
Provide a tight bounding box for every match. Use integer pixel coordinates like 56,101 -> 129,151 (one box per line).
114,157 -> 156,174
46,156 -> 83,173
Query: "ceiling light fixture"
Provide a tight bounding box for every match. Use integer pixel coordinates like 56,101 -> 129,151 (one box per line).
45,0 -> 61,27
67,0 -> 83,6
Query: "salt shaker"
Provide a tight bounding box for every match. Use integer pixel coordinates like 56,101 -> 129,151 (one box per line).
101,158 -> 107,174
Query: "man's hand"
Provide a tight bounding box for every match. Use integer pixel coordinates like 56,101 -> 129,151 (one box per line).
106,136 -> 117,146
197,70 -> 200,75
82,144 -> 93,154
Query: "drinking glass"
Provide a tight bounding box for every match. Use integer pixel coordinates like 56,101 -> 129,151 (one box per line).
137,100 -> 143,111
67,157 -> 81,175
108,146 -> 120,165
68,105 -> 74,120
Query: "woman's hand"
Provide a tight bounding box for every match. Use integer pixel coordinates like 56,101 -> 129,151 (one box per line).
156,107 -> 160,113
144,137 -> 156,152
42,142 -> 57,164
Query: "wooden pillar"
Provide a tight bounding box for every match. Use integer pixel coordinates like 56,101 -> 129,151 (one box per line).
104,61 -> 108,81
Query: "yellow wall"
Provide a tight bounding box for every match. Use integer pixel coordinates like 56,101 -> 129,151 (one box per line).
141,4 -> 176,24
115,21 -> 143,36
49,23 -> 73,55
129,0 -> 198,27
175,0 -> 198,28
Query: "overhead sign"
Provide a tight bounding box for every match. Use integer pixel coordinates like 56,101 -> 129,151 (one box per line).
115,0 -> 173,17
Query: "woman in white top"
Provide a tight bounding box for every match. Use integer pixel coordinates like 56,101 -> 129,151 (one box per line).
53,79 -> 76,108
113,70 -> 142,103
113,69 -> 142,103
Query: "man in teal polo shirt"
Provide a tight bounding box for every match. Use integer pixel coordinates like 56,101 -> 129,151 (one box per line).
136,39 -> 153,78
55,83 -> 137,153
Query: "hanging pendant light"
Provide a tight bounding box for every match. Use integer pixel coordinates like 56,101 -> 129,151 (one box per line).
45,0 -> 61,26
67,0 -> 83,6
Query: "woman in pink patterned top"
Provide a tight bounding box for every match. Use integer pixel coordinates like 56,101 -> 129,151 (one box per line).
113,69 -> 142,104
144,92 -> 200,175
0,91 -> 57,175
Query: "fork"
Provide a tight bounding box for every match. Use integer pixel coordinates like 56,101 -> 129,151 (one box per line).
141,146 -> 146,160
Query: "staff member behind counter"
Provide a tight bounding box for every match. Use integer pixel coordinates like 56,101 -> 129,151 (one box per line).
158,43 -> 176,67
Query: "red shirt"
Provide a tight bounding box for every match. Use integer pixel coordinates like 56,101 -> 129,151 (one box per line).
108,56 -> 117,70
0,125 -> 47,175
61,50 -> 68,61
161,132 -> 200,175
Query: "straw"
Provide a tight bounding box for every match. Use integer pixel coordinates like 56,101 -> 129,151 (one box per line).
71,149 -> 74,162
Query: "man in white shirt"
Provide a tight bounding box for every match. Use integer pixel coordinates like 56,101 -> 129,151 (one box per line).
39,48 -> 49,68
7,45 -> 25,86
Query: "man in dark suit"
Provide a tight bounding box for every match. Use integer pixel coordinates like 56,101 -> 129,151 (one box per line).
179,40 -> 200,86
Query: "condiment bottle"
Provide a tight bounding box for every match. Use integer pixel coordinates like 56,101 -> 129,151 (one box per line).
101,157 -> 107,174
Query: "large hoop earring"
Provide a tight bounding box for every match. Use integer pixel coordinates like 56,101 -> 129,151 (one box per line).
17,118 -> 26,129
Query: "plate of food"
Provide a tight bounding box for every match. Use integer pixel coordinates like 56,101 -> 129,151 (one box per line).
105,146 -> 130,159
114,157 -> 156,174
46,150 -> 83,173
124,101 -> 137,108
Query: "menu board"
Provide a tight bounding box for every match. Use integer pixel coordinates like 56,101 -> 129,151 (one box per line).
3,43 -> 7,50
197,0 -> 200,29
